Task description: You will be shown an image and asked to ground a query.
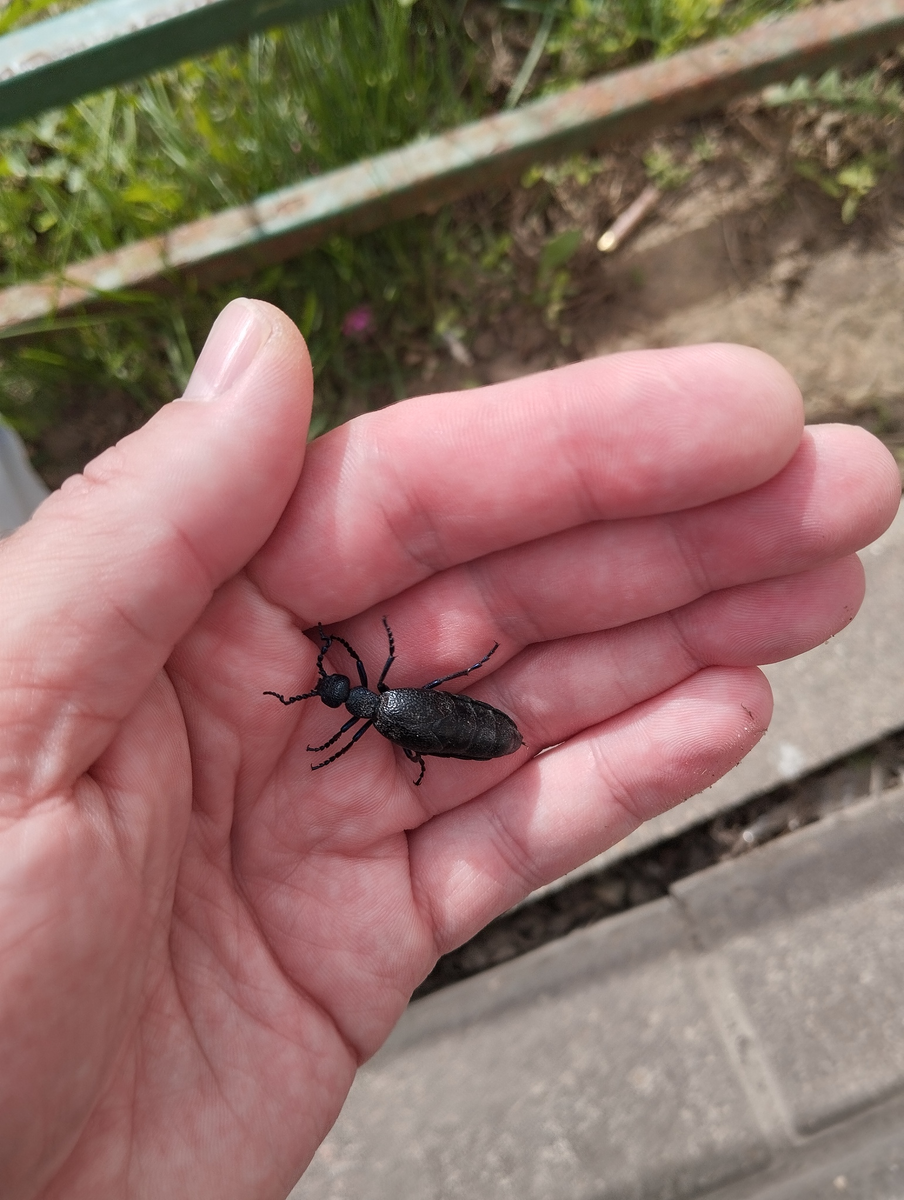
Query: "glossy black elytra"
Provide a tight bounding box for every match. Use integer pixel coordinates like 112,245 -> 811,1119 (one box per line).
264,618 -> 523,785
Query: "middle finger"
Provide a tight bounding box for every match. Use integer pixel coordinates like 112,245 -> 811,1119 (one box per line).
333,423 -> 892,691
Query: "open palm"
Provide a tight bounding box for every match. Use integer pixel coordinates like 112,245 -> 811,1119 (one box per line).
1,300 -> 897,1200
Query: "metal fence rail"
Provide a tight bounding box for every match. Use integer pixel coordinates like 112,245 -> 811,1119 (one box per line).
0,0 -> 903,334
0,0 -> 352,128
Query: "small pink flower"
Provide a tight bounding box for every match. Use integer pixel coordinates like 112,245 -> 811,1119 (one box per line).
342,305 -> 376,340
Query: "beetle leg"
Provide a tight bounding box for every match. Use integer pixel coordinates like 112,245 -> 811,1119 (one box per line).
307,714 -> 360,753
422,642 -> 500,690
402,747 -> 427,786
377,617 -> 396,691
310,720 -> 374,771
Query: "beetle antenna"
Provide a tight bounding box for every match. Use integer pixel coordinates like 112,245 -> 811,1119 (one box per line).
327,633 -> 369,690
314,626 -> 334,680
264,624 -> 334,704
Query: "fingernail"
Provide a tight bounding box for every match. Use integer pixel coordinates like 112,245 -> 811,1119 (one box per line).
181,299 -> 271,400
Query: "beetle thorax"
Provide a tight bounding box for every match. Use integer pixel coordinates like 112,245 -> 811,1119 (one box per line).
346,686 -> 379,720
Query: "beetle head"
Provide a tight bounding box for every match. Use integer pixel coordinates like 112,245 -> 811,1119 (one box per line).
318,674 -> 351,708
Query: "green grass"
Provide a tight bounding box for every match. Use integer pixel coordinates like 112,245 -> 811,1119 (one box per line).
0,2 -> 476,275
0,0 -> 883,451
544,0 -> 801,79
0,0 -> 487,439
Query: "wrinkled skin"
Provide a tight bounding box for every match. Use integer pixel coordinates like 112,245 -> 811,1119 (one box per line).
0,299 -> 898,1199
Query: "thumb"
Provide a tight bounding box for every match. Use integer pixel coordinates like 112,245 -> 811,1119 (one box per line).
0,298 -> 312,803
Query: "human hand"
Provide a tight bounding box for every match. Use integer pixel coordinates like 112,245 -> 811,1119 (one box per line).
1,299 -> 898,1199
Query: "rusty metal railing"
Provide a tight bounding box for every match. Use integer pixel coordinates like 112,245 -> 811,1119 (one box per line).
0,0 -> 353,128
1,0 -> 903,334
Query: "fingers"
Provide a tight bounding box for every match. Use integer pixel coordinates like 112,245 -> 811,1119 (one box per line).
392,553 -> 864,814
243,553 -> 861,846
492,554 -> 864,755
0,300 -> 312,801
252,344 -> 805,623
409,666 -> 774,952
408,553 -> 866,946
303,423 -> 897,694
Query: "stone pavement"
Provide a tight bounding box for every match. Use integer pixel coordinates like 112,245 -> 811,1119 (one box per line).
290,501 -> 904,1199
294,787 -> 904,1199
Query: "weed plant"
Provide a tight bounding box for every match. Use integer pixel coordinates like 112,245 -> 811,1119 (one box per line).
542,0 -> 802,86
762,65 -> 904,223
0,0 -> 482,442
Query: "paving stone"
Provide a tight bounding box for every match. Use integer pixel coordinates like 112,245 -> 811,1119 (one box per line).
758,1144 -> 904,1200
673,788 -> 904,1136
293,899 -> 769,1200
694,1089 -> 904,1200
742,1122 -> 904,1200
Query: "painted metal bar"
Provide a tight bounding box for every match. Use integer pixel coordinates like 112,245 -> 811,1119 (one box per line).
0,0 -> 354,128
1,0 -> 903,332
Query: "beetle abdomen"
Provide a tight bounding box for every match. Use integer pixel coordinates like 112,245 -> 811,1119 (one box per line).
375,688 -> 522,760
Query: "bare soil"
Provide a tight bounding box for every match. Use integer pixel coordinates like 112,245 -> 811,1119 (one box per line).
423,143 -> 904,479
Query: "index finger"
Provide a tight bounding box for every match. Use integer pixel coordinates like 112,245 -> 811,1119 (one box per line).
251,344 -> 803,624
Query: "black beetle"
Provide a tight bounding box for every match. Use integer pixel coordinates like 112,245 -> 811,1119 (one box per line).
264,618 -> 523,785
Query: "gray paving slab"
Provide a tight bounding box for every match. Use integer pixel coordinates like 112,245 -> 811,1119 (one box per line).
751,1129 -> 904,1200
705,1091 -> 904,1200
535,496 -> 904,895
673,787 -> 904,1136
293,899 -> 770,1200
293,786 -> 904,1200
